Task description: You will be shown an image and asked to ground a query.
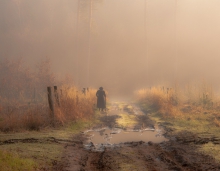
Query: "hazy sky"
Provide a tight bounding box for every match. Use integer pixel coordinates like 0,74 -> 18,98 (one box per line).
1,0 -> 220,97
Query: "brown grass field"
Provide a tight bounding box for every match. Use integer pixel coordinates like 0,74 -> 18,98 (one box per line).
0,58 -> 97,132
0,86 -> 97,132
135,84 -> 220,163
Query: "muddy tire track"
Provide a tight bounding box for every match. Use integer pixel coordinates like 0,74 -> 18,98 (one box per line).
0,137 -> 78,145
55,102 -> 220,171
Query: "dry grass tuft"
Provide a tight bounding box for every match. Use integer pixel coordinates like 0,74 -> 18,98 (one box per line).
136,83 -> 219,120
0,86 -> 96,132
0,105 -> 48,132
136,87 -> 178,117
55,86 -> 96,124
214,118 -> 220,127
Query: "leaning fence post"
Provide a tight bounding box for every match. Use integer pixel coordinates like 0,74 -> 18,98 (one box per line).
47,87 -> 54,121
54,86 -> 60,107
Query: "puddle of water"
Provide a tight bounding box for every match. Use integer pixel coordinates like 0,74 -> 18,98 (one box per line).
83,127 -> 167,151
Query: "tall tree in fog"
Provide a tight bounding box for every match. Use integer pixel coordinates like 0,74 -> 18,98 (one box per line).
75,0 -> 103,86
14,0 -> 22,28
75,0 -> 80,85
0,58 -> 55,101
87,0 -> 93,86
36,58 -> 55,90
174,0 -> 178,80
144,0 -> 148,81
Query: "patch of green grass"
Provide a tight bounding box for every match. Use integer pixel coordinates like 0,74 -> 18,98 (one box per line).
0,123 -> 85,170
67,111 -> 102,132
67,120 -> 93,133
0,113 -> 101,170
0,142 -> 63,170
148,112 -> 163,123
198,142 -> 220,162
149,112 -> 220,136
0,149 -> 36,171
170,118 -> 210,132
148,109 -> 220,164
116,113 -> 137,128
147,112 -> 220,169
119,163 -> 138,171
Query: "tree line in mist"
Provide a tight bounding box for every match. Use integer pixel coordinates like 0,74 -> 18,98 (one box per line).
0,58 -> 72,103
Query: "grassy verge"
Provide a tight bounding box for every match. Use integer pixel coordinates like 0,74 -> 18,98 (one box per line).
0,112 -> 100,171
136,85 -> 220,162
198,142 -> 220,161
0,150 -> 36,171
148,111 -> 220,163
148,111 -> 220,137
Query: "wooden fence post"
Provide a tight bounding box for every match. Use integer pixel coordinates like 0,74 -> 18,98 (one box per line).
47,87 -> 54,120
54,86 -> 60,107
82,88 -> 86,95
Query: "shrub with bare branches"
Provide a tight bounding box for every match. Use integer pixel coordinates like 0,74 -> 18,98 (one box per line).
0,58 -> 96,132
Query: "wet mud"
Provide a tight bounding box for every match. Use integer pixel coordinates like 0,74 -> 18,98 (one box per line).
82,127 -> 167,152
0,137 -> 77,145
54,102 -> 220,171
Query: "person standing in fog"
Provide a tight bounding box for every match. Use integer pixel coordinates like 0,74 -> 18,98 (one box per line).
96,87 -> 106,111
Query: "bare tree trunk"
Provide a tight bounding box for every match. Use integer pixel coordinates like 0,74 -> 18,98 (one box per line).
174,0 -> 178,80
47,87 -> 54,122
144,0 -> 149,81
76,0 -> 81,86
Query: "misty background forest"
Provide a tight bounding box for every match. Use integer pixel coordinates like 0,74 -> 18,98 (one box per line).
1,0 -> 220,98
2,1 -> 220,171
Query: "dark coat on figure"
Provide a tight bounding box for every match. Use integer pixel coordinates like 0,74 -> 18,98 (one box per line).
96,90 -> 106,108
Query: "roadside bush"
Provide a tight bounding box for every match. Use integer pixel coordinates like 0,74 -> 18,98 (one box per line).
54,86 -> 96,125
0,86 -> 96,131
0,104 -> 48,132
135,83 -> 218,119
136,87 -> 177,117
0,58 -> 97,131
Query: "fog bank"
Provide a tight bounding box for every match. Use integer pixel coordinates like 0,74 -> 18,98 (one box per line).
1,0 -> 220,97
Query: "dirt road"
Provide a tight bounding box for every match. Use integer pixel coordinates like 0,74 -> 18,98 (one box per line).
55,102 -> 220,171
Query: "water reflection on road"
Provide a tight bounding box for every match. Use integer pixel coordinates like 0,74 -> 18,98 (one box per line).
83,127 -> 167,151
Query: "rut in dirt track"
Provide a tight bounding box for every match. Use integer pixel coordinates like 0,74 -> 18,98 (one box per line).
55,102 -> 220,171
